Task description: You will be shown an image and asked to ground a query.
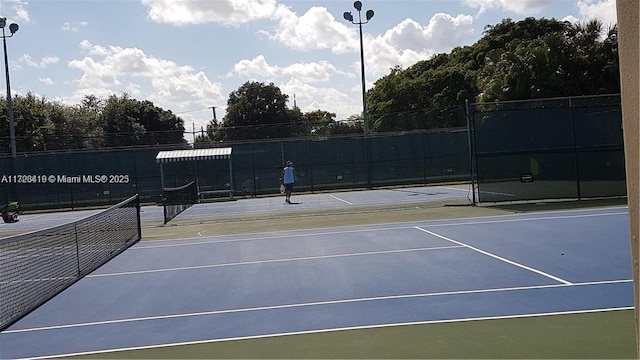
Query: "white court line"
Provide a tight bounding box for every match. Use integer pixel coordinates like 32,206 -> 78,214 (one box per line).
20,305 -> 634,360
437,185 -> 472,193
328,194 -> 354,205
88,245 -> 464,277
14,213 -> 49,221
424,210 -> 628,228
27,306 -> 634,360
414,226 -> 573,285
477,190 -> 517,197
134,225 -> 411,249
6,279 -> 631,334
134,210 -> 628,250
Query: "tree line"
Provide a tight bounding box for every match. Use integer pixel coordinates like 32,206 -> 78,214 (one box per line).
0,17 -> 620,153
206,17 -> 619,140
366,17 -> 619,131
0,93 -> 186,153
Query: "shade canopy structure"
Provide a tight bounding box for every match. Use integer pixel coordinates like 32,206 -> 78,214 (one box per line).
155,147 -> 233,198
156,147 -> 232,163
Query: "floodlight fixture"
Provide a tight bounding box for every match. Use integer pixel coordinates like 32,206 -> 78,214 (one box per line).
0,16 -> 18,157
354,1 -> 362,11
343,12 -> 353,22
366,9 -> 374,21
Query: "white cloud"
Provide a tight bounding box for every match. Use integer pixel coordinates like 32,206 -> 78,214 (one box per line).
231,55 -> 350,83
562,15 -> 581,24
141,0 -> 280,26
462,0 -> 552,16
68,56 -> 121,88
269,5 -> 357,54
141,1 -> 474,90
38,77 -> 54,85
4,0 -> 30,23
68,41 -> 224,113
79,40 -> 114,57
20,55 -> 60,68
282,61 -> 348,82
364,38 -> 427,80
125,82 -> 142,96
356,13 -> 474,80
280,78 -> 355,119
266,7 -> 475,81
383,13 -> 474,54
232,55 -> 280,79
576,0 -> 617,26
149,71 -> 223,109
62,21 -> 88,32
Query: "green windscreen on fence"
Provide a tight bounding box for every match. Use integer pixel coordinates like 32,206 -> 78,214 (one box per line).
0,95 -> 626,209
471,95 -> 626,202
0,128 -> 471,210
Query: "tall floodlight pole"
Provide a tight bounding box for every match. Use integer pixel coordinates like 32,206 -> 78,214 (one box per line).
343,1 -> 374,134
0,17 -> 19,157
344,1 -> 374,188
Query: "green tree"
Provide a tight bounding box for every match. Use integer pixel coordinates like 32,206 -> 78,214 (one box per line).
303,110 -> 363,136
367,57 -> 473,132
213,81 -> 293,141
287,106 -> 306,137
6,93 -> 55,152
101,93 -> 185,147
304,110 -> 336,136
478,19 -> 618,101
56,101 -> 105,150
367,17 -> 619,132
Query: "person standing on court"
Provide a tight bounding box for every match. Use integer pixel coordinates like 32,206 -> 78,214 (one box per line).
282,160 -> 296,204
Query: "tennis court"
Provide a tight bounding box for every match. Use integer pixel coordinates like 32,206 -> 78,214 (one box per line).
0,185 -> 471,233
0,186 -> 633,359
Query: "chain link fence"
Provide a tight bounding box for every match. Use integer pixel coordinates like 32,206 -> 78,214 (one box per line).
0,94 -> 625,210
470,94 -> 625,202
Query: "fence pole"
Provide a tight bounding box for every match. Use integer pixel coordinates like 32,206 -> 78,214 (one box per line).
569,97 -> 582,200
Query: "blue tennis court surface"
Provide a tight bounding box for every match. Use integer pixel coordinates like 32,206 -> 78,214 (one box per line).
0,202 -> 632,359
174,185 -> 472,219
0,185 -> 470,233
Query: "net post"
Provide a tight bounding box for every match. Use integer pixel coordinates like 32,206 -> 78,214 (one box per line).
135,194 -> 141,240
465,99 -> 477,206
74,222 -> 81,277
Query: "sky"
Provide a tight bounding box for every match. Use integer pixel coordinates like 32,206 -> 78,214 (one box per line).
0,0 -> 618,141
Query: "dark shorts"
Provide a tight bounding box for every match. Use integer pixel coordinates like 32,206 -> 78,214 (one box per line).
284,183 -> 294,191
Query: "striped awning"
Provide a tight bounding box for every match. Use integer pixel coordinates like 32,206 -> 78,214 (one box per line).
156,147 -> 232,163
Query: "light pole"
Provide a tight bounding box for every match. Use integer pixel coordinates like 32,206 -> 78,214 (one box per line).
344,1 -> 373,188
343,1 -> 373,134
0,17 -> 18,158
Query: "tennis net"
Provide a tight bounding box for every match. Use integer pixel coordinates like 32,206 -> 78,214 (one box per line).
0,194 -> 141,332
162,181 -> 198,224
